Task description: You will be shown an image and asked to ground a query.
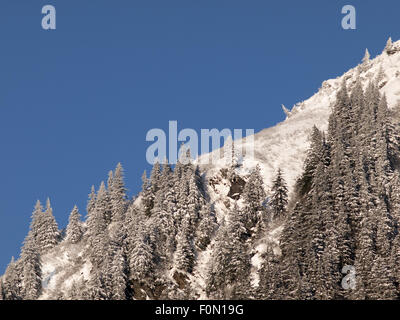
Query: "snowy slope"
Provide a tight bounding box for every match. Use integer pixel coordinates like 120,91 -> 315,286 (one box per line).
39,242 -> 91,299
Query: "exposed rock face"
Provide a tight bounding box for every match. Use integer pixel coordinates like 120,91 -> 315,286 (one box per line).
227,175 -> 246,200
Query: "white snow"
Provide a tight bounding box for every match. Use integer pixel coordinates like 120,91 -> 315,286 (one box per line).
191,240 -> 214,299
250,224 -> 284,288
39,242 -> 90,299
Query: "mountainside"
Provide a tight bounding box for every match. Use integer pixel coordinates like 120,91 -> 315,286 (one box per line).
2,38 -> 400,300
200,39 -> 400,199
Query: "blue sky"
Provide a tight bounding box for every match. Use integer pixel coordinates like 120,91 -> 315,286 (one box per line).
0,0 -> 399,273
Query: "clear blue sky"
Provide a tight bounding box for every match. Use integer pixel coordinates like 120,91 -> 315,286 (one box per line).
0,0 -> 399,273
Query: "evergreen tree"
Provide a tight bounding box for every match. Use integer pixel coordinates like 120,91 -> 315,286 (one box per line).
87,185 -> 97,218
391,232 -> 400,295
141,170 -> 152,216
385,37 -> 393,54
160,158 -> 173,190
110,246 -> 128,300
151,170 -> 179,264
258,245 -> 278,299
295,126 -> 323,196
362,48 -> 370,64
86,182 -> 108,269
2,257 -> 23,300
103,238 -> 128,300
195,205 -> 217,250
0,278 -> 5,300
66,205 -> 83,244
28,200 -> 44,245
20,235 -> 42,300
88,182 -> 108,236
175,216 -> 196,273
242,165 -> 266,233
128,222 -> 154,282
40,198 -> 60,253
150,161 -> 162,195
270,169 -> 288,221
110,163 -> 128,223
376,65 -> 386,83
25,199 -> 59,254
206,204 -> 251,299
86,269 -> 107,300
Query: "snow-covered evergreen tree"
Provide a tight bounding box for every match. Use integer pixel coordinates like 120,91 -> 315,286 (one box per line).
40,198 -> 60,253
65,205 -> 83,244
362,48 -> 370,64
0,278 -> 5,300
295,125 -> 324,196
174,215 -> 195,273
270,168 -> 288,221
110,163 -> 128,223
103,237 -> 128,300
195,205 -> 217,250
128,221 -> 154,282
25,199 -> 59,254
1,257 -> 23,300
87,185 -> 97,217
86,182 -> 109,269
206,204 -> 250,299
258,245 -> 281,299
242,165 -> 266,233
385,37 -> 393,54
20,235 -> 42,300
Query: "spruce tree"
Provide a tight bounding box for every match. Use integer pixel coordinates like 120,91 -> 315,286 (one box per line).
206,204 -> 250,299
103,238 -> 127,300
87,185 -> 97,218
141,170 -> 152,216
362,48 -> 370,64
195,205 -> 217,250
175,216 -> 196,273
128,221 -> 154,282
242,165 -> 266,233
20,235 -> 42,300
2,257 -> 23,300
270,168 -> 288,221
258,245 -> 278,299
385,37 -> 393,54
295,125 -> 323,196
40,198 -> 60,253
66,205 -> 83,244
86,182 -> 108,269
0,278 -> 5,300
110,246 -> 128,300
110,163 -> 128,223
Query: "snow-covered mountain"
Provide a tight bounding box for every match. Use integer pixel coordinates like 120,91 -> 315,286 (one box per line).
3,38 -> 400,300
193,39 -> 400,292
42,39 -> 400,299
199,39 -> 400,207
